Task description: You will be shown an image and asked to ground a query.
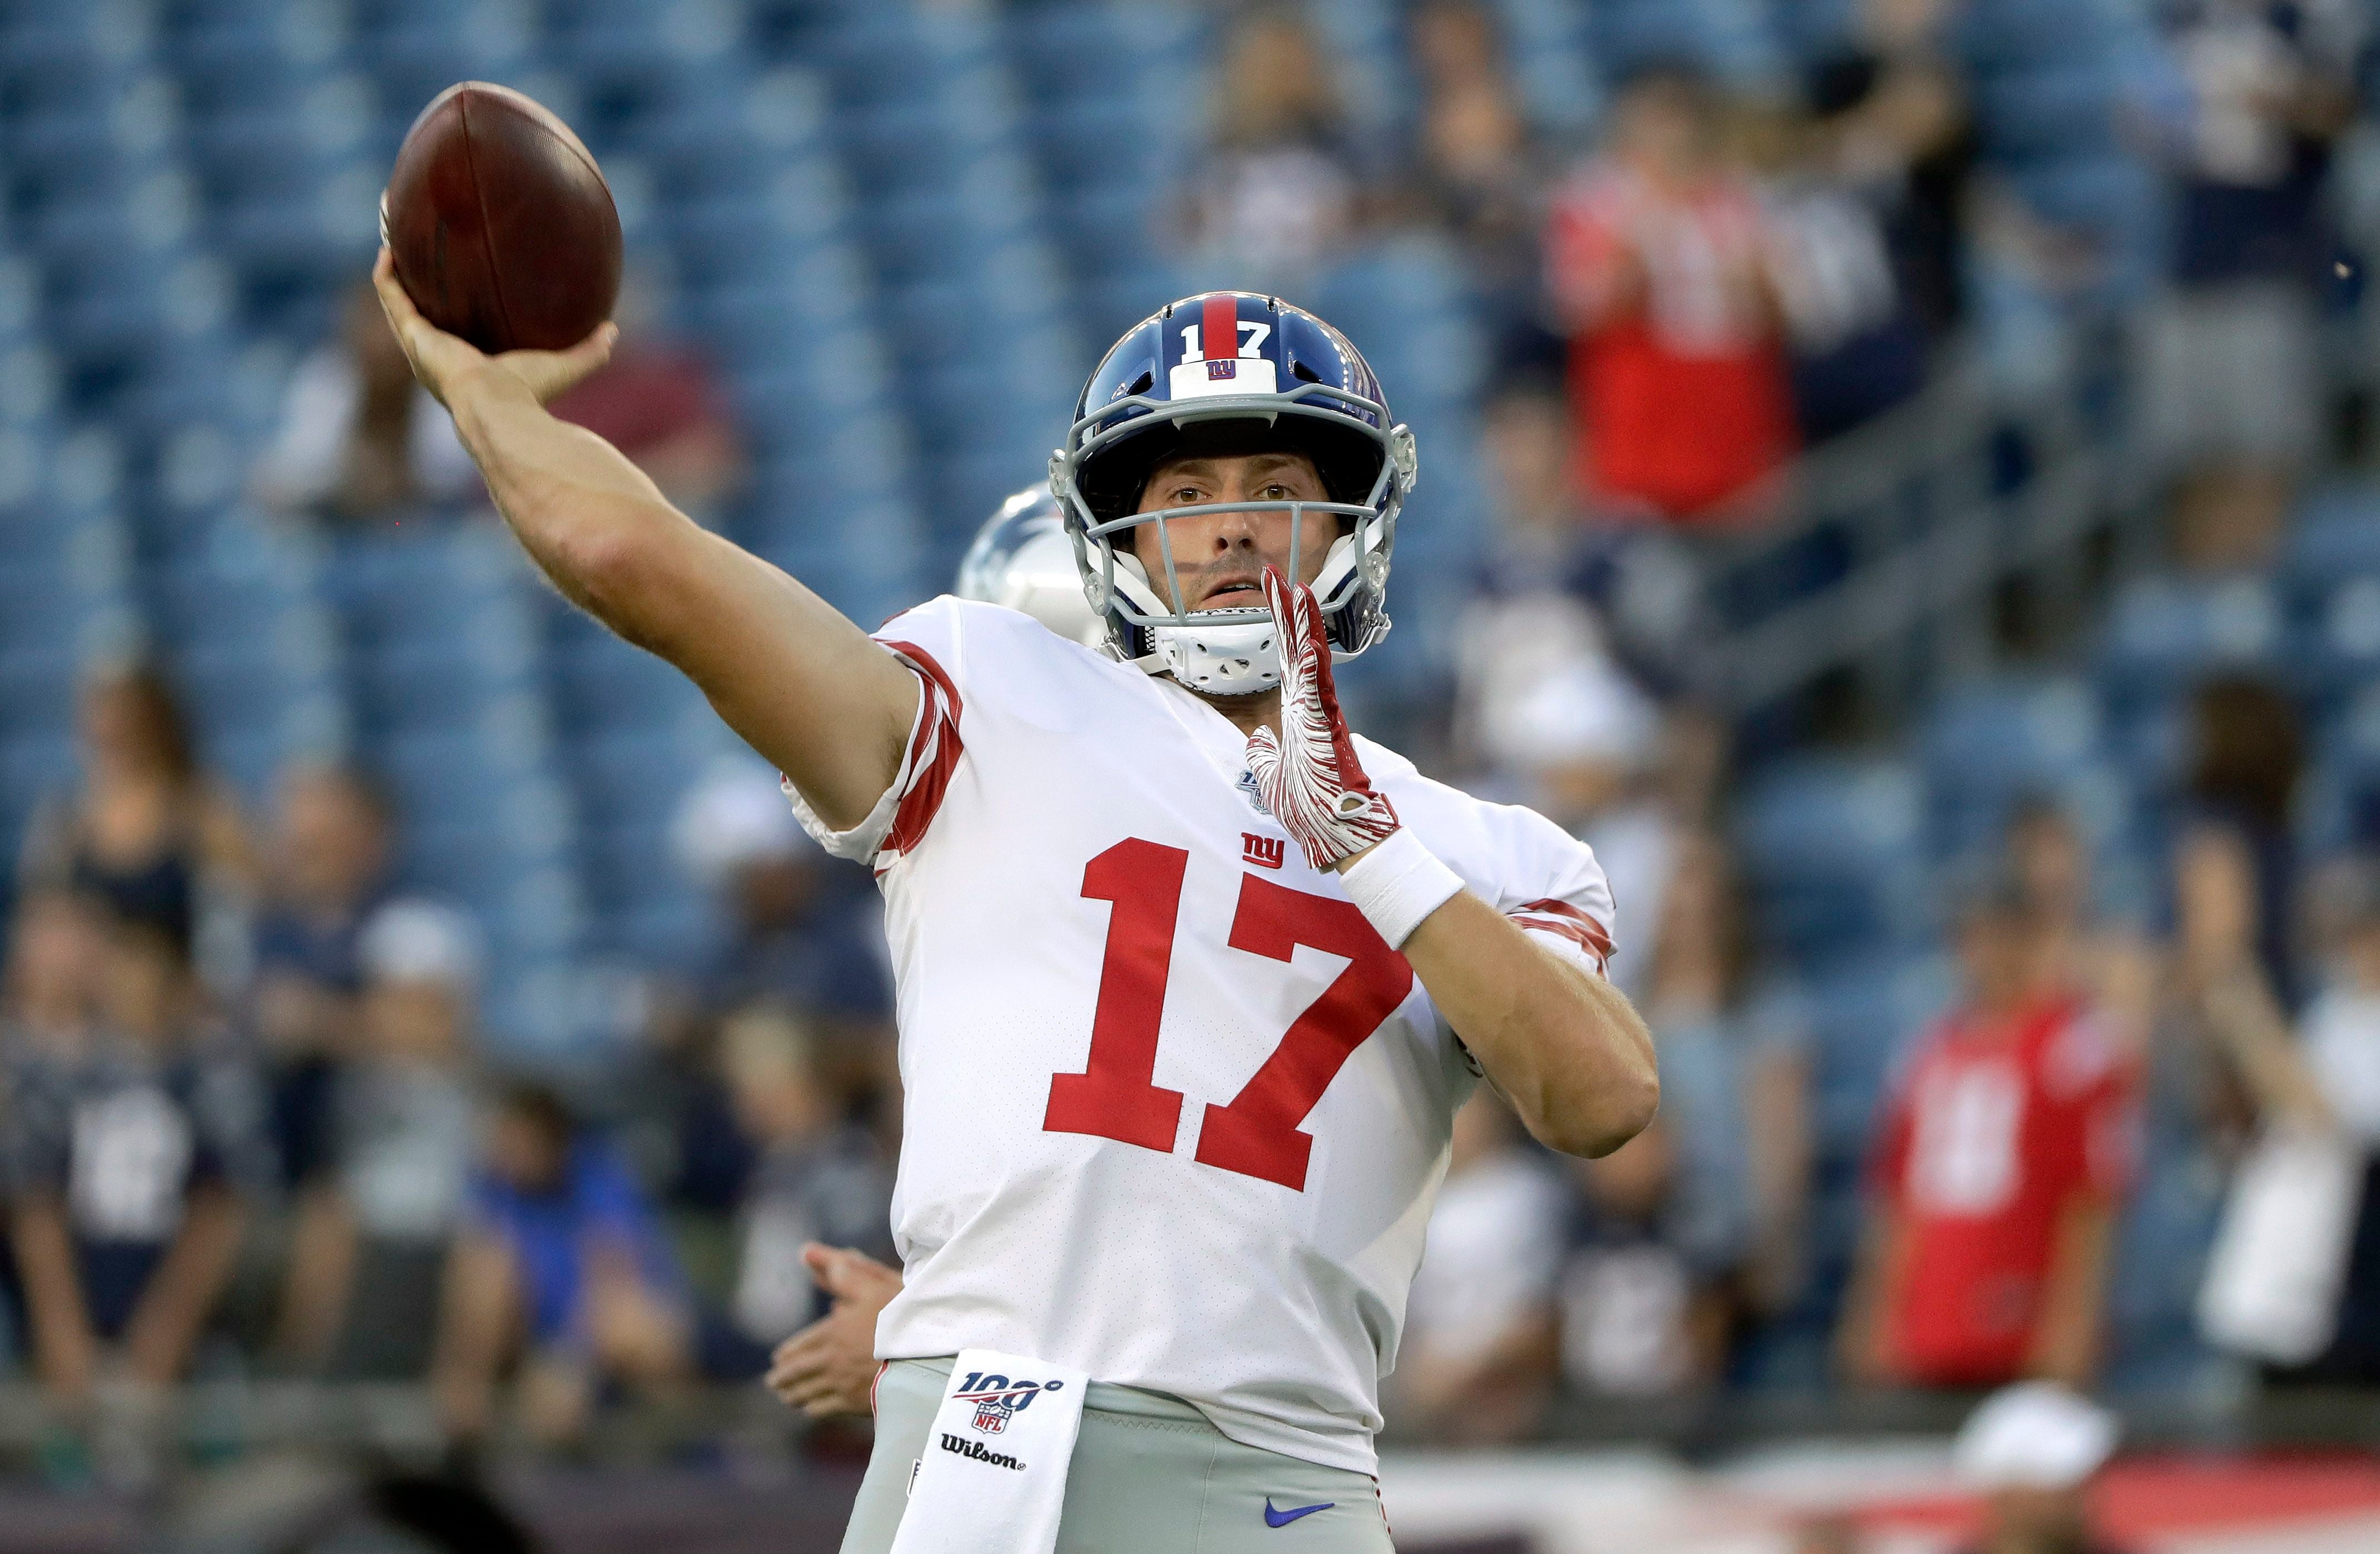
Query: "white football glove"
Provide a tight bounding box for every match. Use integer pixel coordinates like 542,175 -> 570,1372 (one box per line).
1245,567 -> 1400,870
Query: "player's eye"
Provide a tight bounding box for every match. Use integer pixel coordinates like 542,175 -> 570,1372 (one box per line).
1262,484 -> 1292,499
1170,486 -> 1204,505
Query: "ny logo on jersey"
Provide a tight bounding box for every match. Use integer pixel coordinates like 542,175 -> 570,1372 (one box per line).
1242,833 -> 1285,870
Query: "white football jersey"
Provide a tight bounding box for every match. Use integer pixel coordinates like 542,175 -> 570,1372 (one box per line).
787,597 -> 1615,1475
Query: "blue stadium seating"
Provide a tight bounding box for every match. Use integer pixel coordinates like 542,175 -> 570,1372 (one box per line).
0,0 -> 2245,1063
1737,754 -> 1931,968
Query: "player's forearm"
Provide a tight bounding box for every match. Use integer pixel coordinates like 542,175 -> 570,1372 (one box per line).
443,366 -> 916,828
1400,892 -> 1658,1157
446,363 -> 687,622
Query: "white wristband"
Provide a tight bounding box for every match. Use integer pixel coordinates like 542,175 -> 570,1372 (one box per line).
1338,829 -> 1463,950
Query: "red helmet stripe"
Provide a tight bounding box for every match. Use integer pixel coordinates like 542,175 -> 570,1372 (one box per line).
1201,295 -> 1238,361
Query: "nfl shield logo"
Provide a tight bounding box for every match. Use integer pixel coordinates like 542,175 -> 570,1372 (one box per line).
1207,358 -> 1236,381
972,1395 -> 1015,1435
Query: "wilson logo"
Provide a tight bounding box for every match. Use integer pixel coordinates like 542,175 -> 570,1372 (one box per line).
1242,833 -> 1286,870
941,1433 -> 1025,1471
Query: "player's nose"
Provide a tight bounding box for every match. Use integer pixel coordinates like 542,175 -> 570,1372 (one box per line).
1211,500 -> 1265,549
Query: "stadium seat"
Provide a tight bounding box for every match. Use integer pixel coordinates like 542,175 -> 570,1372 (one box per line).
1492,0 -> 1605,143
2095,574 -> 2285,712
1737,754 -> 1930,967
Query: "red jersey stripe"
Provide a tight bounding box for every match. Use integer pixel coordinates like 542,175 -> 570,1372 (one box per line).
877,638 -> 966,868
1510,897 -> 1614,971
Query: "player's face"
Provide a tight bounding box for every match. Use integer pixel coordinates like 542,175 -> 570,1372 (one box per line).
1131,450 -> 1338,613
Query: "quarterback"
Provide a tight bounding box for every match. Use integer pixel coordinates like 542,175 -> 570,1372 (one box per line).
373,257 -> 1656,1552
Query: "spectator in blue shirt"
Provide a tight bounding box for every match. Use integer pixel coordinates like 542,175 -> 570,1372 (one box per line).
432,1084 -> 691,1446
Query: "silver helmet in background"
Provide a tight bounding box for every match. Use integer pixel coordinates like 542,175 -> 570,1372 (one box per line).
955,485 -> 1108,650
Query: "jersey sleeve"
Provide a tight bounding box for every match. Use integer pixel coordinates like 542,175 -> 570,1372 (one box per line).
1489,808 -> 1619,979
782,597 -> 970,874
2041,1010 -> 2140,1204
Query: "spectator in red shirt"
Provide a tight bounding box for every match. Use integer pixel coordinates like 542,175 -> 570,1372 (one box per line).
1838,864 -> 2139,1390
1544,66 -> 1797,521
546,277 -> 745,522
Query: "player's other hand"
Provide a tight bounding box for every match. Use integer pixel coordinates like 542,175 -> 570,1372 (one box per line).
765,1243 -> 903,1418
1244,567 -> 1399,873
372,247 -> 616,410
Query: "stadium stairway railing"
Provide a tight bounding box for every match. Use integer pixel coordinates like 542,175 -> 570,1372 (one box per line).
1696,339 -> 2159,731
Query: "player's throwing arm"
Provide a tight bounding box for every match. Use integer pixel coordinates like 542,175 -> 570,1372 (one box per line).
370,251 -> 917,833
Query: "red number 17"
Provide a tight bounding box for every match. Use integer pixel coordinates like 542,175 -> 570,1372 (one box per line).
1041,837 -> 1414,1191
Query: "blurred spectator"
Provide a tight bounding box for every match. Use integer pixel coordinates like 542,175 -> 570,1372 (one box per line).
1952,1382 -> 2130,1554
675,763 -> 893,1053
1645,834 -> 1815,1323
547,275 -> 745,521
1818,2 -> 1980,348
276,901 -> 482,1379
251,279 -> 481,520
1557,1116 -> 1725,1394
1393,1089 -> 1564,1440
2271,858 -> 2380,1382
2178,677 -> 2305,1004
18,665 -> 253,972
1471,387 -> 1708,699
2107,824 -> 2322,1394
713,1004 -> 894,1376
1839,865 -> 2139,1390
1,890 -> 104,1068
249,765 -> 393,1303
2144,0 -> 2362,484
2008,799 -> 2109,998
1748,89 -> 1930,441
5,908 -> 268,1403
1177,5 -> 1372,295
1544,65 -> 1796,520
1400,3 -> 1549,341
635,764 -> 894,1220
1459,635 -> 1675,999
1553,836 -> 1810,1398
432,1085 -> 691,1446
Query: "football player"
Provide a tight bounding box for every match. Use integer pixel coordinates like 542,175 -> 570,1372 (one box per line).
373,259 -> 1657,1552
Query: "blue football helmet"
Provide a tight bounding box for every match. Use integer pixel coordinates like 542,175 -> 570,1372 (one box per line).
955,486 -> 1106,648
1048,292 -> 1418,694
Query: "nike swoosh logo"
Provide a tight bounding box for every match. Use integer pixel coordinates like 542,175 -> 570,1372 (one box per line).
1264,1498 -> 1334,1528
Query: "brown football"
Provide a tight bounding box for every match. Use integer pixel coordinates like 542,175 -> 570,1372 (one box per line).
382,82 -> 622,355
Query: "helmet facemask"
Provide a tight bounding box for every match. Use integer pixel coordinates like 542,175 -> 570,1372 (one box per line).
1052,383 -> 1417,695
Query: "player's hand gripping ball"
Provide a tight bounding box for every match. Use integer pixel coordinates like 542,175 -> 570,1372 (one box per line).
382,82 -> 621,355
376,83 -> 621,410
1244,569 -> 1400,871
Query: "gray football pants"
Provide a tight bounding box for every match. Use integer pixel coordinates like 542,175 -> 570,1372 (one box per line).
838,1357 -> 1396,1553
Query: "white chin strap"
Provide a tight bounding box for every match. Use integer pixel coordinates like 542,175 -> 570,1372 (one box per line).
1159,615 -> 1282,694
1110,537 -> 1359,696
